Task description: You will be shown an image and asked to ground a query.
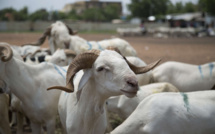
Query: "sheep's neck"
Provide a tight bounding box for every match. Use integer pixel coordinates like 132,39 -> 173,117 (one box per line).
4,58 -> 35,100
77,78 -> 107,133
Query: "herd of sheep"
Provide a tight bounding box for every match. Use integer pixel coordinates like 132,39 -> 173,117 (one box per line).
0,21 -> 214,134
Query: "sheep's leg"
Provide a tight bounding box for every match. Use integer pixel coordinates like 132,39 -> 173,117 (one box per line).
46,119 -> 56,134
10,112 -> 16,127
16,112 -> 24,134
30,122 -> 42,134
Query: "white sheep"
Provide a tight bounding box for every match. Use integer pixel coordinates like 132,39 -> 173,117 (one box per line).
0,93 -> 11,134
23,48 -> 76,66
24,21 -> 137,56
10,45 -> 50,57
106,82 -> 179,120
110,90 -> 215,134
47,49 -> 160,134
0,42 -> 67,134
152,61 -> 215,92
117,27 -> 142,36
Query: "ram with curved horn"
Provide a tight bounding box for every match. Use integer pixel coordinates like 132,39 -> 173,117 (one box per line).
23,21 -> 137,56
106,46 -> 161,86
22,21 -> 77,54
0,42 -> 68,134
47,48 -> 160,134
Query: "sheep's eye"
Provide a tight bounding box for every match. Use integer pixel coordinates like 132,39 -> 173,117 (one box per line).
97,67 -> 104,72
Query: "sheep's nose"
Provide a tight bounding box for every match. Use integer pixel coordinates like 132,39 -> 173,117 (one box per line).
126,77 -> 138,88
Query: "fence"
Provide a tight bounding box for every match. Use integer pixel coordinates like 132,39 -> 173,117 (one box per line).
0,21 -> 168,32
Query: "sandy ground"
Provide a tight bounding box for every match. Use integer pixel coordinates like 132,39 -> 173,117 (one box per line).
0,32 -> 215,65
0,32 -> 215,133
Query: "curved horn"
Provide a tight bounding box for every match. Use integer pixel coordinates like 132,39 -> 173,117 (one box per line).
64,49 -> 77,57
106,46 -> 161,74
0,42 -> 13,62
66,24 -> 78,35
22,53 -> 32,59
125,58 -> 161,74
47,49 -> 100,92
22,27 -> 52,46
31,49 -> 42,57
44,48 -> 51,55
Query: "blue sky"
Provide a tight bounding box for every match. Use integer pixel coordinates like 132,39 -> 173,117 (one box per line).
0,0 -> 198,15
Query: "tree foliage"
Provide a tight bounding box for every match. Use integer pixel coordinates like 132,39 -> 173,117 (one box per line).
29,9 -> 49,21
0,7 -> 28,21
80,4 -> 121,22
0,4 -> 121,22
128,0 -> 200,19
198,0 -> 215,15
128,0 -> 170,19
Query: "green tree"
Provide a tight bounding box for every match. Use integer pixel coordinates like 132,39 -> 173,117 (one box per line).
128,0 -> 170,19
184,2 -> 197,12
175,2 -> 184,13
167,2 -> 176,14
81,8 -> 105,22
67,9 -> 80,20
103,4 -> 121,21
0,8 -> 17,21
16,7 -> 28,21
198,0 -> 215,15
29,9 -> 49,21
0,7 -> 29,21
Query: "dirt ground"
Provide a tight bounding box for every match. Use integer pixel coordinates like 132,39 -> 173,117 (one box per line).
0,32 -> 215,65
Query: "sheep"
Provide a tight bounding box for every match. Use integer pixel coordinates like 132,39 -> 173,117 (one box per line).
116,27 -> 142,36
116,28 -> 131,36
106,82 -> 179,120
23,21 -> 137,56
0,42 -> 67,134
47,49 -> 160,134
23,48 -> 76,66
10,44 -> 50,57
152,61 -> 215,92
0,93 -> 11,134
110,90 -> 215,134
41,48 -> 76,66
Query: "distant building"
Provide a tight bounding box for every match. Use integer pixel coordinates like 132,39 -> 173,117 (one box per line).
61,0 -> 122,15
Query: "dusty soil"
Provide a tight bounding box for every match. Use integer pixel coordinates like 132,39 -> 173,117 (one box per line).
0,32 -> 215,65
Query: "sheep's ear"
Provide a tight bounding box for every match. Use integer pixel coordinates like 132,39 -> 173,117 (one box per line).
76,69 -> 92,101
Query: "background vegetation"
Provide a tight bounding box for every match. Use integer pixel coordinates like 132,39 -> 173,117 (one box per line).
128,0 -> 215,20
0,0 -> 214,22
